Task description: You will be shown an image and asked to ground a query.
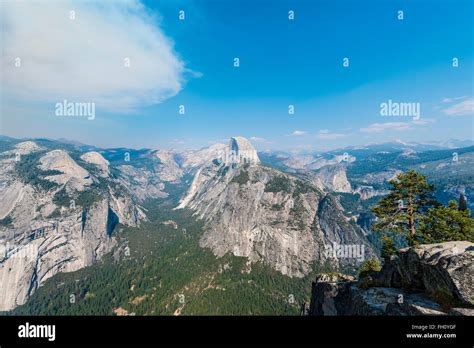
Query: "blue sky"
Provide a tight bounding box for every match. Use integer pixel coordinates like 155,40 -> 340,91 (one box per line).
1,0 -> 473,151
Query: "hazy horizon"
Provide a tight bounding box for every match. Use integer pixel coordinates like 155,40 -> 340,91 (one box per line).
2,133 -> 474,155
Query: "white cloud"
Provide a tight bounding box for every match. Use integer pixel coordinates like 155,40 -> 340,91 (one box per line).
169,139 -> 185,145
442,98 -> 474,116
360,118 -> 435,133
287,130 -> 307,137
315,129 -> 347,140
1,0 -> 189,112
412,118 -> 435,125
250,136 -> 271,144
441,96 -> 468,103
360,122 -> 412,133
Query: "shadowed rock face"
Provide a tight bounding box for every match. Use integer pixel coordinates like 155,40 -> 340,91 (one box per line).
227,136 -> 260,165
177,137 -> 375,278
308,273 -> 356,315
309,241 -> 474,316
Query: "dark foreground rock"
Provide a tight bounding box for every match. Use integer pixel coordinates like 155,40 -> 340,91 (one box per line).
309,241 -> 474,316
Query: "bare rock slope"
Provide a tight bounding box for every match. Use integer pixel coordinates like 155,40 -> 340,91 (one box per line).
177,137 -> 375,277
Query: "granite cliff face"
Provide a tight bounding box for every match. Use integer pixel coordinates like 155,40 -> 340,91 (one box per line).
226,136 -> 260,164
301,165 -> 352,193
0,200 -> 119,311
309,241 -> 474,316
154,150 -> 183,183
0,142 -> 144,311
177,137 -> 375,277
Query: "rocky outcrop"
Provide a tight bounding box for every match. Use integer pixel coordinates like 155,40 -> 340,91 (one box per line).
177,137 -> 375,277
309,242 -> 474,316
308,273 -> 355,315
309,273 -> 445,315
373,241 -> 474,307
448,307 -> 474,316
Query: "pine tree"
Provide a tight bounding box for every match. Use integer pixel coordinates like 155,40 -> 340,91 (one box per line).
419,200 -> 474,243
358,258 -> 381,278
372,170 -> 437,245
380,235 -> 397,260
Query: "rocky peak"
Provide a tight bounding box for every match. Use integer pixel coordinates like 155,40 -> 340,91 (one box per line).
225,136 -> 260,165
4,141 -> 42,156
39,150 -> 87,176
15,141 -> 42,154
39,150 -> 92,192
80,151 -> 110,177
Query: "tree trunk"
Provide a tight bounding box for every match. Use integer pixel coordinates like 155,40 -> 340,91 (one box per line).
410,216 -> 415,237
408,196 -> 415,243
